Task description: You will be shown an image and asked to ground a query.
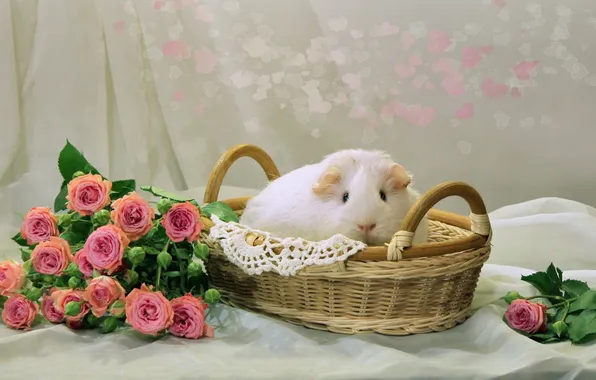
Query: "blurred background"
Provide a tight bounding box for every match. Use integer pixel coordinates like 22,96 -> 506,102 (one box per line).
1,0 -> 595,228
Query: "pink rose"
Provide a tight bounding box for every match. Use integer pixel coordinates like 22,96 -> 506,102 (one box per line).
30,237 -> 73,275
111,192 -> 155,241
1,294 -> 39,330
169,294 -> 214,339
0,261 -> 26,296
125,283 -> 174,336
66,174 -> 112,216
84,225 -> 130,275
20,207 -> 59,244
52,289 -> 90,323
41,290 -> 64,323
84,276 -> 126,318
161,202 -> 203,243
74,249 -> 94,278
505,299 -> 548,334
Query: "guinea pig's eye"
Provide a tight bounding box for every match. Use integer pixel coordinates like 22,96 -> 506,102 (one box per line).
379,190 -> 387,202
342,192 -> 349,203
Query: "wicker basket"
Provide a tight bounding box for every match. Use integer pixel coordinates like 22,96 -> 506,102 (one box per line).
202,144 -> 492,335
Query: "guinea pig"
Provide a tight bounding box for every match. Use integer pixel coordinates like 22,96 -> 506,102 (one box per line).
239,149 -> 429,246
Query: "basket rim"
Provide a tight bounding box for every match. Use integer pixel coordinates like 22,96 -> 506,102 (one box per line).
211,196 -> 489,262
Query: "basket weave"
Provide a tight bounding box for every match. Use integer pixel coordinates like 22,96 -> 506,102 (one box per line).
202,144 -> 492,335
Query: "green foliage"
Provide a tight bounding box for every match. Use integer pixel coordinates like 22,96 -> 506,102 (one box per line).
7,139 -> 220,339
200,201 -> 239,223
140,185 -> 192,202
503,263 -> 596,345
111,179 -> 136,200
58,140 -> 102,181
11,232 -> 28,246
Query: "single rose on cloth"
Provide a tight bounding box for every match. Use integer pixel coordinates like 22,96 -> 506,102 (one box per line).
161,202 -> 203,243
125,283 -> 174,336
1,294 -> 39,330
66,174 -> 112,216
84,276 -> 126,318
74,249 -> 94,278
0,261 -> 26,296
41,290 -> 64,323
20,207 -> 59,244
30,237 -> 73,275
505,299 -> 548,334
111,192 -> 155,241
84,225 -> 130,274
169,294 -> 214,339
52,289 -> 90,322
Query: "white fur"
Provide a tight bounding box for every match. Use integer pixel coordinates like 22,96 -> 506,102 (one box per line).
239,149 -> 429,246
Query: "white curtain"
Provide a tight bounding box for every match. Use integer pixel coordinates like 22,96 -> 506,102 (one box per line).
2,0 -> 596,228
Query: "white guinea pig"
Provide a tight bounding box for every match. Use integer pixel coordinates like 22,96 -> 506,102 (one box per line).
239,149 -> 429,246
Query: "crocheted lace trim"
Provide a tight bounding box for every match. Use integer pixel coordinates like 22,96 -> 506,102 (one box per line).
206,215 -> 366,276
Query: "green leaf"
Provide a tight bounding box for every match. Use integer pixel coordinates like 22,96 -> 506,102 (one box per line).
173,246 -> 191,260
546,263 -> 563,288
60,229 -> 85,245
562,279 -> 590,298
201,201 -> 239,223
92,269 -> 101,278
11,232 -> 28,246
163,271 -> 181,277
58,140 -> 101,181
145,247 -> 161,255
568,309 -> 596,344
54,184 -> 69,212
140,185 -> 192,202
111,179 -> 136,199
568,291 -> 596,313
521,271 -> 562,298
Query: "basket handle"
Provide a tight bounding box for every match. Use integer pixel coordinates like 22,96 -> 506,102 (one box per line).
387,181 -> 491,260
203,144 -> 281,204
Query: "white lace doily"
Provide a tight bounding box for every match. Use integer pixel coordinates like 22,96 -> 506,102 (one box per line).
207,215 -> 367,276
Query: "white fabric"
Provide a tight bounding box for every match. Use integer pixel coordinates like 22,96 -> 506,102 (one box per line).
207,215 -> 366,276
2,0 -> 596,224
2,193 -> 596,379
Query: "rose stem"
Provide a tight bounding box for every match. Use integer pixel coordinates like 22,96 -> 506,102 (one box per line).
173,243 -> 187,294
156,240 -> 171,289
548,298 -> 578,309
524,295 -> 568,303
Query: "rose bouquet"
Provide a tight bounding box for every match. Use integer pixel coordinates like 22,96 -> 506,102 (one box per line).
0,141 -> 238,339
502,263 -> 596,344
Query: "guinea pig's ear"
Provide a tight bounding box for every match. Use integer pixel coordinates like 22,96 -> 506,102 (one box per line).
312,167 -> 342,198
386,163 -> 411,190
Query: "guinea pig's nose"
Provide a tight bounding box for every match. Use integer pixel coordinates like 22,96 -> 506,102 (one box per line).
357,224 -> 376,232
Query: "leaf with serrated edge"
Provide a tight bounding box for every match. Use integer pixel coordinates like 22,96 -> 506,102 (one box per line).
546,263 -> 563,288
521,271 -> 562,297
569,291 -> 596,313
562,279 -> 590,297
568,309 -> 596,343
58,140 -> 101,181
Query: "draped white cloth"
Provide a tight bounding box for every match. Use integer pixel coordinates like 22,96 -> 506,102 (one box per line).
1,0 -> 596,226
